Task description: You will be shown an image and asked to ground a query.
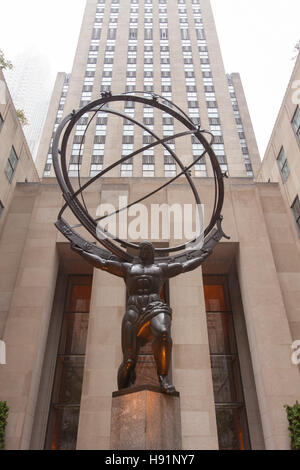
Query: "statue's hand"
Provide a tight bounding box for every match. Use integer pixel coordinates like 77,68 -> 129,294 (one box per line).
71,243 -> 83,254
203,248 -> 212,257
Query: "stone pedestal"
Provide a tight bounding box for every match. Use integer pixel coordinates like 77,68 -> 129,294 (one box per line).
110,386 -> 182,450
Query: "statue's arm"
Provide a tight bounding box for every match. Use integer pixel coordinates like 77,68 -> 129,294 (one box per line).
181,249 -> 212,273
162,249 -> 212,278
71,244 -> 128,278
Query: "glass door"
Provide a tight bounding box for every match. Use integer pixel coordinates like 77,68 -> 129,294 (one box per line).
203,276 -> 251,450
45,275 -> 92,450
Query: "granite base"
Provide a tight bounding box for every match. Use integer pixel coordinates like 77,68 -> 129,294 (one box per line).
110,386 -> 182,450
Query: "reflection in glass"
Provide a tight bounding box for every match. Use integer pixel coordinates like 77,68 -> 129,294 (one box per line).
211,356 -> 242,404
59,314 -> 89,355
52,357 -> 85,405
204,284 -> 228,311
216,406 -> 248,450
207,313 -> 236,355
50,407 -> 80,451
204,276 -> 251,450
45,275 -> 92,450
66,283 -> 92,313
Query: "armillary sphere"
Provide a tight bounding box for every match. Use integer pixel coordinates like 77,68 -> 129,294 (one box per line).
52,91 -> 229,264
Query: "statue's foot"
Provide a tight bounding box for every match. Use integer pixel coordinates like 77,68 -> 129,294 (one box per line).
129,367 -> 136,387
158,374 -> 177,395
118,359 -> 136,390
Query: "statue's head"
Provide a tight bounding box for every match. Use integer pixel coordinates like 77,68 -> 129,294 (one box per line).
139,241 -> 155,265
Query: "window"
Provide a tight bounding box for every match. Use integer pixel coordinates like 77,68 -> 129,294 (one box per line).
129,28 -> 137,39
122,135 -> 134,144
107,28 -> 116,39
70,155 -> 82,165
0,200 -> 4,219
68,164 -> 82,177
277,147 -> 290,183
143,164 -> 155,177
143,135 -> 154,145
90,163 -> 103,177
92,28 -> 101,40
94,135 -> 106,144
121,163 -> 133,177
5,146 -> 19,183
181,29 -> 190,40
204,276 -> 251,450
196,29 -> 205,40
160,28 -> 168,39
292,107 -> 300,145
291,196 -> 300,236
194,157 -> 207,177
145,29 -> 153,40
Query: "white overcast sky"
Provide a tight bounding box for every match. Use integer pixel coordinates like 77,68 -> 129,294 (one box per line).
0,0 -> 299,157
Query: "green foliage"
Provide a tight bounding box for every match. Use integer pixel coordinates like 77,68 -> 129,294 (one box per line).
16,108 -> 28,126
285,401 -> 300,450
0,50 -> 13,71
0,401 -> 9,450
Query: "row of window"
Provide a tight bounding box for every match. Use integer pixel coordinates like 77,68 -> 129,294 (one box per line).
119,1 -> 138,177
158,11 -> 177,179
177,1 -> 207,178
276,106 -> 300,236
180,22 -> 204,176
44,75 -> 70,177
227,76 -> 253,178
91,4 -> 120,177
191,2 -> 229,175
72,2 -> 121,177
276,107 -> 300,184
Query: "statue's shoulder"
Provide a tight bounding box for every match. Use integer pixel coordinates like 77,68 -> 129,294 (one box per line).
128,263 -> 141,273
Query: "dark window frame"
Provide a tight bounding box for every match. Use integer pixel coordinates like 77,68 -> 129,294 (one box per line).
292,106 -> 300,146
276,146 -> 290,183
291,195 -> 300,236
0,200 -> 4,219
5,146 -> 19,183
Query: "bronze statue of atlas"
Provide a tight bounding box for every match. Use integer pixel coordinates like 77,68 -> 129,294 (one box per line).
52,91 -> 228,394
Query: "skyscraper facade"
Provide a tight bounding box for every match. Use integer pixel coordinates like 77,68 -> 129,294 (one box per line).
36,0 -> 261,180
5,50 -> 53,159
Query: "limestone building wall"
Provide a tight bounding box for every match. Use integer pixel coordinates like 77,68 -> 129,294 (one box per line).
257,54 -> 300,247
0,70 -> 39,233
0,177 -> 299,450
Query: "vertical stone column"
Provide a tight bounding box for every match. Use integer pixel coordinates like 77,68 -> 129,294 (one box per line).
170,269 -> 219,450
76,268 -> 125,450
0,184 -> 61,449
232,184 -> 300,449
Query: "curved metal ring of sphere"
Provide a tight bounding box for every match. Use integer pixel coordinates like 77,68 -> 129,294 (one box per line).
52,92 -> 225,262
